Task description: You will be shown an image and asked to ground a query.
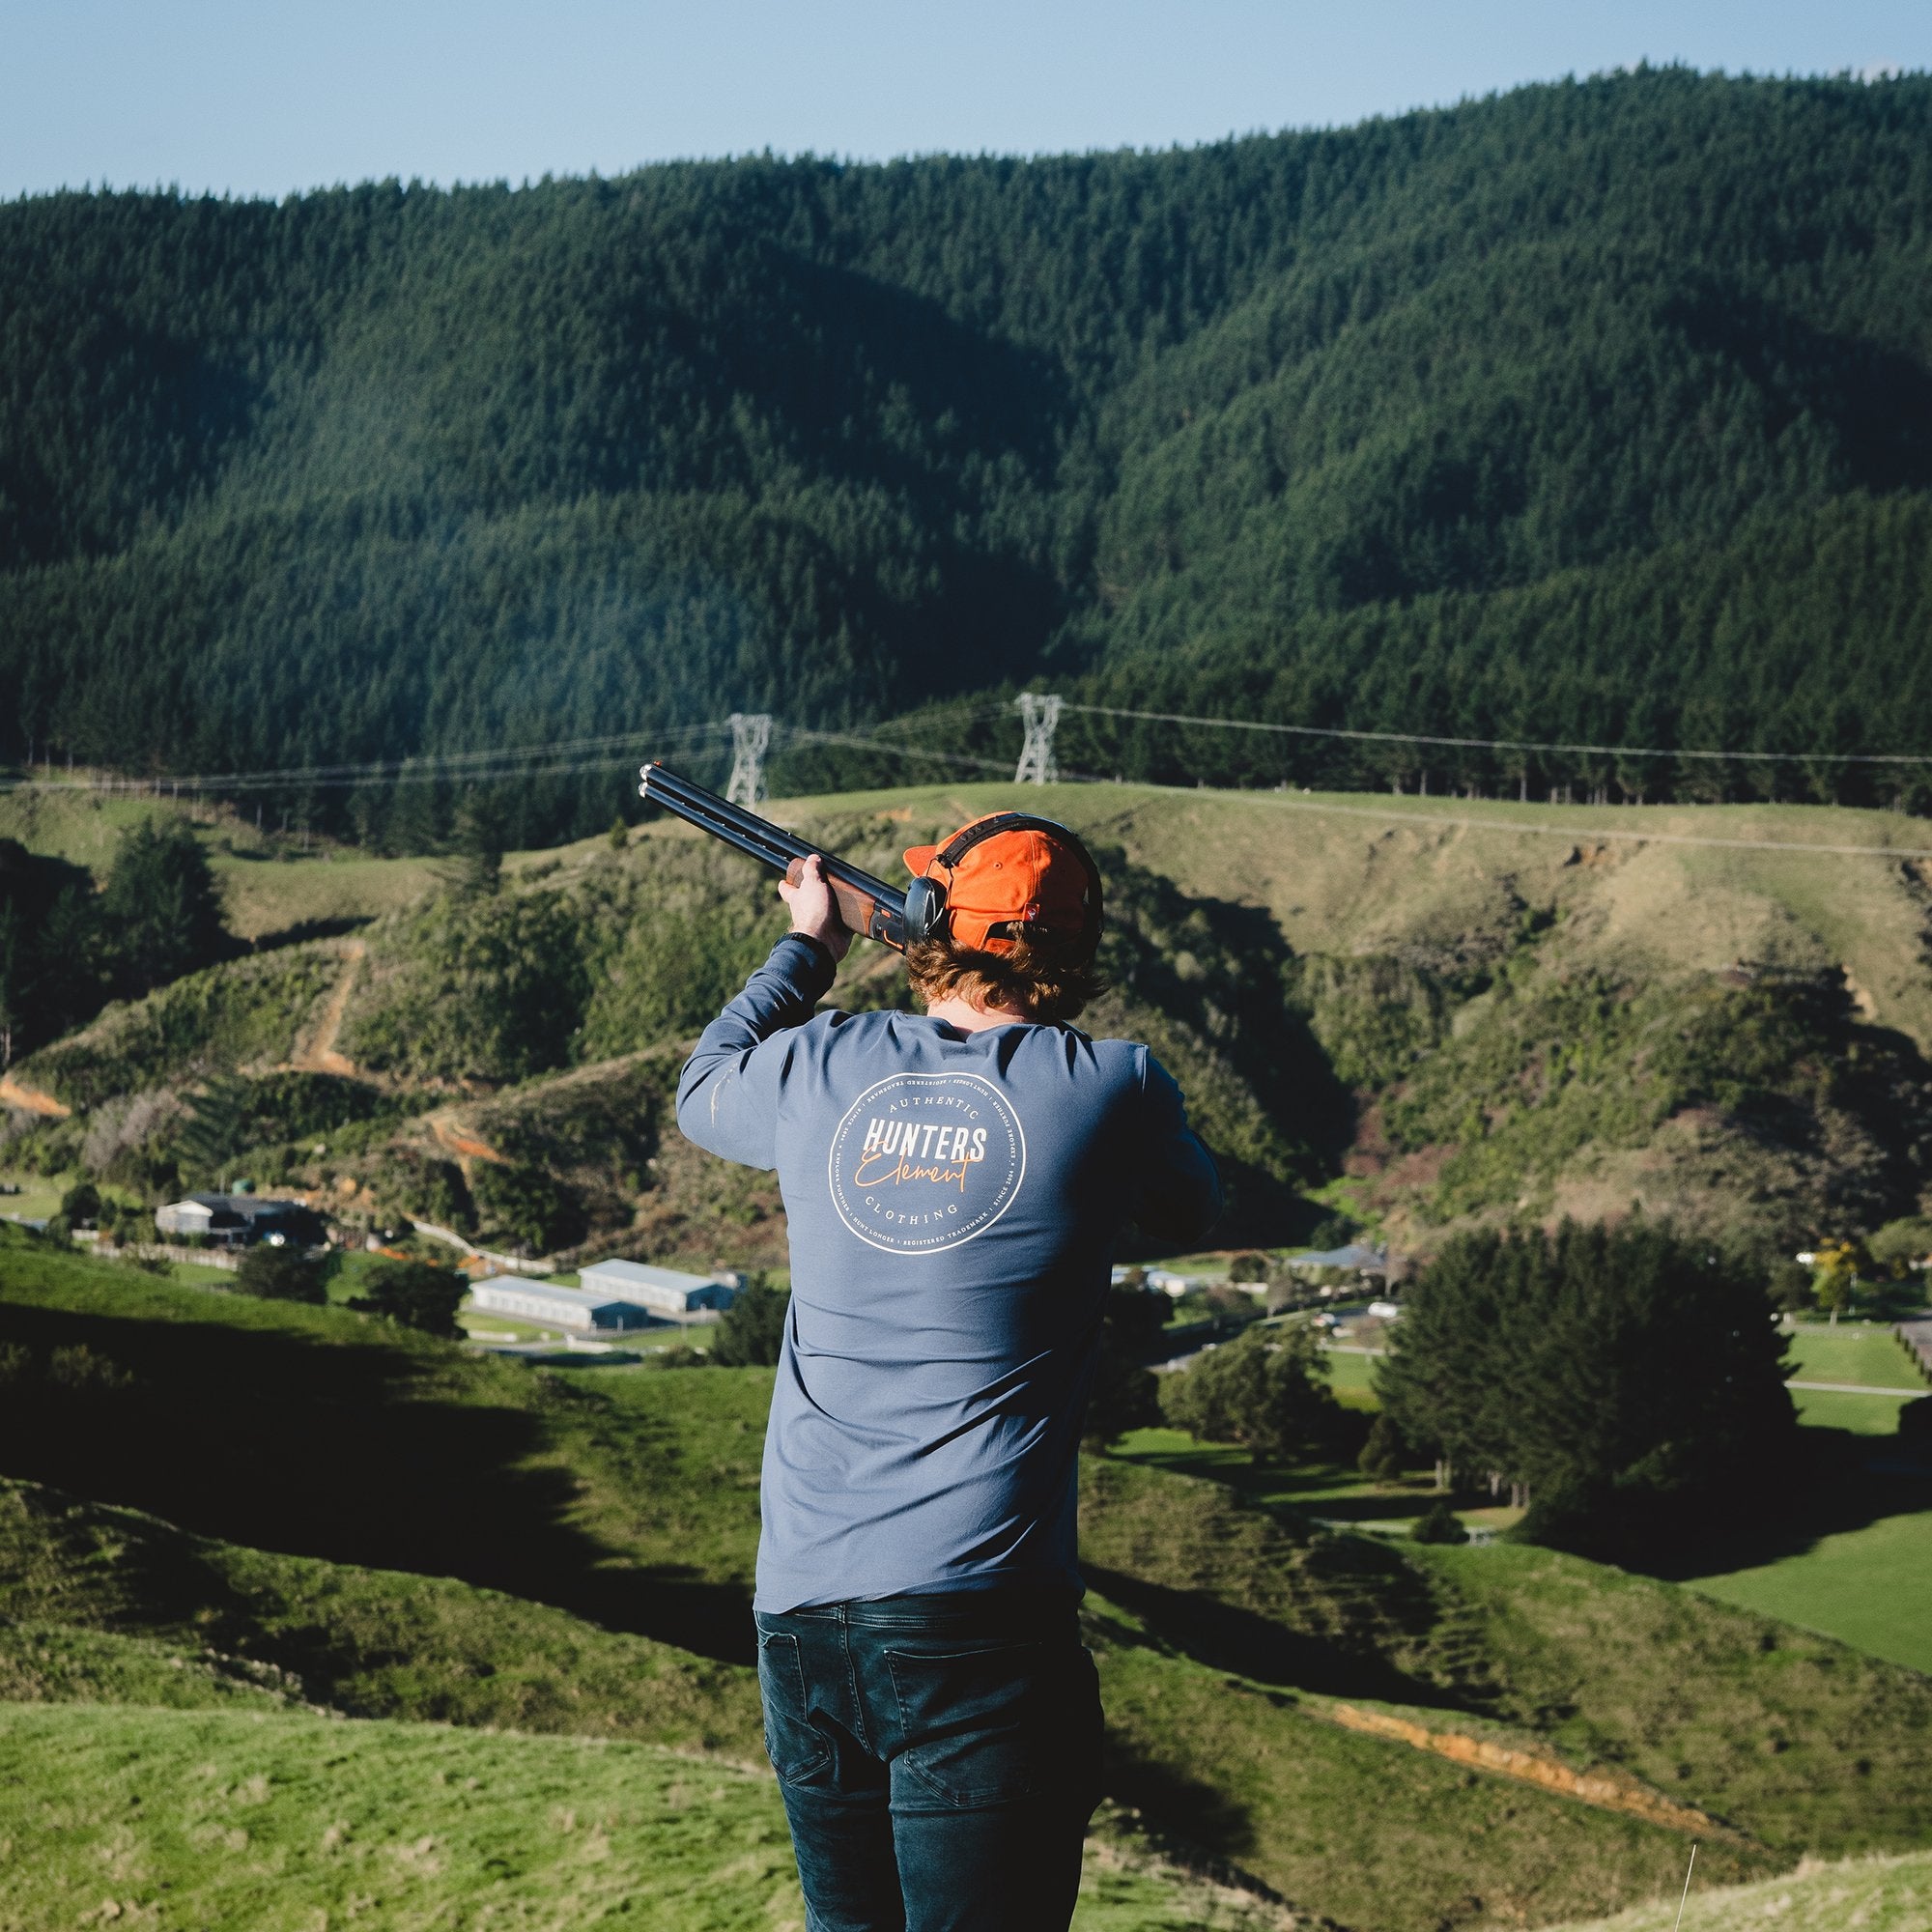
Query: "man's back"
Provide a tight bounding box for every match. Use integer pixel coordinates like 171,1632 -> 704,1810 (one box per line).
676,938 -> 1220,1611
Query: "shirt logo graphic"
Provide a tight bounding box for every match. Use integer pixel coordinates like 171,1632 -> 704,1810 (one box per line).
827,1071 -> 1027,1254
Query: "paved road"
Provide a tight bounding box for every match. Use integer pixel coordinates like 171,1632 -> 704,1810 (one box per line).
1787,1378 -> 1928,1397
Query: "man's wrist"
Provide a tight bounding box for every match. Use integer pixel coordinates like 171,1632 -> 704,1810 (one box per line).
780,930 -> 840,985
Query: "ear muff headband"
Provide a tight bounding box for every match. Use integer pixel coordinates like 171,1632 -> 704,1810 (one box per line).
906,813 -> 1103,959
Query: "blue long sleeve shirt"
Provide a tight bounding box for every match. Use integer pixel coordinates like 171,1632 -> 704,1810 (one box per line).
676,935 -> 1222,1612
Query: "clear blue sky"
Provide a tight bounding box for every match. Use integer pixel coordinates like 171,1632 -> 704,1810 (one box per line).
5,1 -> 1928,201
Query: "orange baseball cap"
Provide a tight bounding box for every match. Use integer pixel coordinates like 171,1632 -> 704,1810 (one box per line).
902,812 -> 1099,955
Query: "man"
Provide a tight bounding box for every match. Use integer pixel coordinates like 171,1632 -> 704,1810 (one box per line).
677,811 -> 1221,1932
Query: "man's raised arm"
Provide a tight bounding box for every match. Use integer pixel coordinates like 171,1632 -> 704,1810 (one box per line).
1133,1053 -> 1223,1246
676,855 -> 848,1170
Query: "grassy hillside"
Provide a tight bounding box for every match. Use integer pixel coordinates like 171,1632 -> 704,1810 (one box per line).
0,1474 -> 1768,1932
0,1477 -> 760,1752
0,1704 -> 809,1932
5,1237 -> 1929,1929
14,781 -> 1932,1253
0,1230 -> 762,1662
0,1702 -> 1309,1932
1546,1850 -> 1932,1932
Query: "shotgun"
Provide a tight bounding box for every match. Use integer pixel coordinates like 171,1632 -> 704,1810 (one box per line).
637,761 -> 910,950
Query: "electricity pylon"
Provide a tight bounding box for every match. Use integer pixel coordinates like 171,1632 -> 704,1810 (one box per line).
725,713 -> 773,807
1013,694 -> 1062,785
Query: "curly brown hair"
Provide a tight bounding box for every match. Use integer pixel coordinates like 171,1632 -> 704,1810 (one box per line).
904,934 -> 1106,1026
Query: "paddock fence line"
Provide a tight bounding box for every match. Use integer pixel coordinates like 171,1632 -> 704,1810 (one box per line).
1896,1318 -> 1932,1382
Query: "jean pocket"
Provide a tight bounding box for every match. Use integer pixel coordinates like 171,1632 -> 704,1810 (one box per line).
756,1629 -> 832,1782
884,1637 -> 1095,1807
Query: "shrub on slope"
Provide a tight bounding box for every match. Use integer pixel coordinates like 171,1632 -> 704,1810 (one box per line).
19,946 -> 341,1113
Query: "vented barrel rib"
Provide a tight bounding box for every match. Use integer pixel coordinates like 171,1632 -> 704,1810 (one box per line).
639,761 -> 910,950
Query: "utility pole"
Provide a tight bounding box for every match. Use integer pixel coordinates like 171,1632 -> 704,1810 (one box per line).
725,712 -> 773,808
1013,694 -> 1062,785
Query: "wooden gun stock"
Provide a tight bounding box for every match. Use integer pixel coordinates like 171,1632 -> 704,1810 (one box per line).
781,858 -> 903,949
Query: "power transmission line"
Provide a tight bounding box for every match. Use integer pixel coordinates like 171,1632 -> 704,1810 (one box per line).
786,726 -> 1025,779
8,708 -> 1931,862
1062,702 -> 1932,767
0,723 -> 732,795
789,720 -> 1932,861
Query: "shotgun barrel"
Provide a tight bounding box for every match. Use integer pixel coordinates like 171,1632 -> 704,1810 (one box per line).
637,761 -> 910,951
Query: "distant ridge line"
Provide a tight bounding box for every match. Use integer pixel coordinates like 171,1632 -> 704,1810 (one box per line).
1247,793 -> 1932,861
11,720 -> 1932,861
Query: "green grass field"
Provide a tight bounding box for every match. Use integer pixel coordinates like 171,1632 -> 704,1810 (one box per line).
1783,1322 -> 1930,1391
1782,1323 -> 1929,1431
1787,1388 -> 1918,1434
1662,1322 -> 1932,1669
1111,1423 -> 1524,1538
0,1701 -> 1301,1932
458,1309 -> 571,1342
0,1179 -> 62,1223
1320,1343 -> 1382,1408
1687,1505 -> 1932,1676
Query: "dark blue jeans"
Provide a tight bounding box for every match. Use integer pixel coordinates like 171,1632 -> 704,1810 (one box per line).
754,1588 -> 1103,1932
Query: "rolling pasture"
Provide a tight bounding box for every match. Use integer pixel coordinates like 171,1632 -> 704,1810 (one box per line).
2,1236 -> 1928,1930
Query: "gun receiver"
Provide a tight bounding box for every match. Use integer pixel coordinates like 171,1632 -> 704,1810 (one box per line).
637,761 -> 910,951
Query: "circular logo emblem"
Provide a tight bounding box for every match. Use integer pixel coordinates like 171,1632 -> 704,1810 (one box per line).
827,1072 -> 1027,1255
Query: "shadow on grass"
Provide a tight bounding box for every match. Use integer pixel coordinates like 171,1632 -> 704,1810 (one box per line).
1085,1562 -> 1463,1707
0,1293 -> 757,1664
247,914 -> 374,951
1648,1426 -> 1932,1586
1100,1730 -> 1262,1873
1114,1439 -> 1438,1523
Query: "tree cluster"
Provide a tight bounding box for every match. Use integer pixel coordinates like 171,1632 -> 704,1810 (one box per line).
1083,1284 -> 1176,1447
707,1278 -> 789,1367
0,822 -> 229,1067
1375,1221 -> 1798,1561
350,1257 -> 468,1337
1158,1323 -> 1344,1464
235,1243 -> 328,1305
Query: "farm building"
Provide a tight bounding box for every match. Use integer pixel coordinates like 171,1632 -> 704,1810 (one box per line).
577,1259 -> 740,1317
469,1277 -> 652,1332
154,1193 -> 326,1247
1285,1242 -> 1390,1278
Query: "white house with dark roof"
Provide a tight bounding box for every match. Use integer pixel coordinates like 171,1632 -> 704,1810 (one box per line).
154,1192 -> 326,1247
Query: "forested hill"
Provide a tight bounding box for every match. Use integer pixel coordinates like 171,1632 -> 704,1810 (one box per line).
6,67 -> 1932,844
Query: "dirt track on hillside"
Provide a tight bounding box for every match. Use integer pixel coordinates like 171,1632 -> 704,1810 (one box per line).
1326,1703 -> 1739,1839
286,940 -> 365,1077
